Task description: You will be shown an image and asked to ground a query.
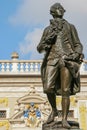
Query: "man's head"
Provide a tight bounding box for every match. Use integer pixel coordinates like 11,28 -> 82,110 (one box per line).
50,3 -> 65,18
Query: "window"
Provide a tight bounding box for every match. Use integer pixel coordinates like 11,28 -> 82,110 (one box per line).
0,110 -> 6,118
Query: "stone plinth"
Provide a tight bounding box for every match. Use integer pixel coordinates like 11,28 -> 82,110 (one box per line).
42,121 -> 81,130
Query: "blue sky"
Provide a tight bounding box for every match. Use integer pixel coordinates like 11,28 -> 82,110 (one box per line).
0,0 -> 87,60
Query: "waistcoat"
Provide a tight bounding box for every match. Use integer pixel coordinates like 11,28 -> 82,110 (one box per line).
47,20 -> 74,61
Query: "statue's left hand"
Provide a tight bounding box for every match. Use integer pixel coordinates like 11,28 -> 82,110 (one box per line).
72,53 -> 79,60
63,53 -> 80,61
69,52 -> 81,61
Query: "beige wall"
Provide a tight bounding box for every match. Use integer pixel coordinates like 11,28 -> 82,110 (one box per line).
0,72 -> 87,130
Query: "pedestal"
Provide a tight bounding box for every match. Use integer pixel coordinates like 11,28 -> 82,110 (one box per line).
42,121 -> 81,130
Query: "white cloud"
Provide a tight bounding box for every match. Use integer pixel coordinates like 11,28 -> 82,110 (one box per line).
9,0 -> 87,59
19,28 -> 44,59
9,0 -> 87,26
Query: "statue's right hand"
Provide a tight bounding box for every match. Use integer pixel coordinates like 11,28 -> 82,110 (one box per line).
37,44 -> 50,53
37,44 -> 43,53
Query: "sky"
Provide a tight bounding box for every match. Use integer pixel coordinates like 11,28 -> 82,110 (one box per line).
0,0 -> 87,60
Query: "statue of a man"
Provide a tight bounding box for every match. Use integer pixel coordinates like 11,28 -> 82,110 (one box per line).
37,3 -> 83,129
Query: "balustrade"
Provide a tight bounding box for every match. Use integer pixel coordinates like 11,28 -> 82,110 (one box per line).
0,60 -> 42,74
0,59 -> 87,74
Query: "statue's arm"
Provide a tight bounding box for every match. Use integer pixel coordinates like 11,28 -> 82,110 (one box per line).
70,24 -> 83,54
70,24 -> 84,61
37,27 -> 50,53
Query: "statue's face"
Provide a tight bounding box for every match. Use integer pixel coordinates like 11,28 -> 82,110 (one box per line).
50,4 -> 65,18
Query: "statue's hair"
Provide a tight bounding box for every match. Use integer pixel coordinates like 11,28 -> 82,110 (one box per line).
50,3 -> 65,13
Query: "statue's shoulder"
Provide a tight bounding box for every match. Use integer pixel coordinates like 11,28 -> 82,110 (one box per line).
64,19 -> 76,31
44,25 -> 51,32
42,25 -> 52,36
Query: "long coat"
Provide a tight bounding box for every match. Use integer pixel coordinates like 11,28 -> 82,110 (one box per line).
37,19 -> 83,95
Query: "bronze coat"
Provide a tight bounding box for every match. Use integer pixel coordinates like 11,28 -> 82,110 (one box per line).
37,19 -> 83,95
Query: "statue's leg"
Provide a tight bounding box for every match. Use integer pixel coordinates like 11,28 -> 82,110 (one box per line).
47,93 -> 57,111
46,93 -> 58,123
60,67 -> 72,128
61,97 -> 71,128
45,65 -> 59,123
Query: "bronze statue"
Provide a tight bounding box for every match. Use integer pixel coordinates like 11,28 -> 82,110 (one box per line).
37,3 -> 83,129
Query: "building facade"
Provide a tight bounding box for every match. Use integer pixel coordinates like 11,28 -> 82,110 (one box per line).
0,52 -> 87,130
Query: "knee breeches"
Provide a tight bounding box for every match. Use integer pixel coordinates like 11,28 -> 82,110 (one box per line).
43,64 -> 72,96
